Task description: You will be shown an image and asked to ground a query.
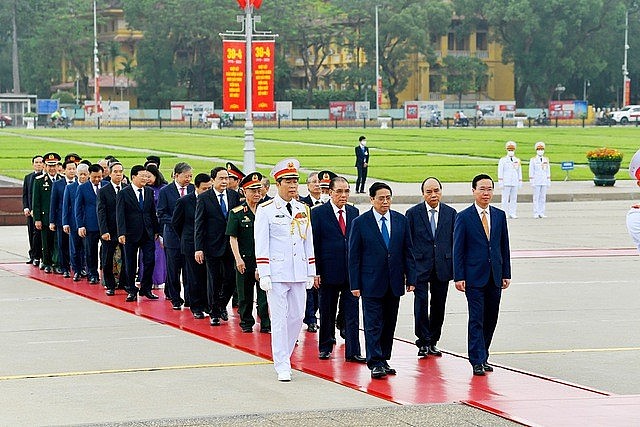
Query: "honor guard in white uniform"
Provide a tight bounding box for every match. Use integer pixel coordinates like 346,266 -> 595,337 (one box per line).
498,141 -> 523,218
529,141 -> 551,218
626,149 -> 640,252
255,158 -> 316,381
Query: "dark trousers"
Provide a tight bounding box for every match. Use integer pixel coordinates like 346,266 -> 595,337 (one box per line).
184,252 -> 208,314
165,247 -> 186,304
69,228 -> 84,274
83,231 -> 100,279
27,216 -> 42,260
40,226 -> 55,267
304,288 -> 318,325
414,273 -> 450,348
236,257 -> 270,329
205,248 -> 236,317
465,278 -> 502,366
355,165 -> 368,193
123,236 -> 155,295
55,227 -> 70,272
319,282 -> 361,358
362,288 -> 400,369
101,239 -> 127,291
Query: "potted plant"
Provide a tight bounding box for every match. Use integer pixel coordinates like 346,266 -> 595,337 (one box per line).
23,112 -> 37,129
586,147 -> 623,186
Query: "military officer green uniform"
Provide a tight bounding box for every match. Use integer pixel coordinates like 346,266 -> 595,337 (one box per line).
32,152 -> 62,273
226,172 -> 270,333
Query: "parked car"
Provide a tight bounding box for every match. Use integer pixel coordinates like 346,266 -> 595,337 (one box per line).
0,114 -> 12,127
610,105 -> 640,125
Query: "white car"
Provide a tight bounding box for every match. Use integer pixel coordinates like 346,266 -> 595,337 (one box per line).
610,105 -> 640,124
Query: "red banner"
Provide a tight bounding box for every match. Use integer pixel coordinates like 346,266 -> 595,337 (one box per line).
222,40 -> 246,113
252,41 -> 275,112
624,77 -> 631,106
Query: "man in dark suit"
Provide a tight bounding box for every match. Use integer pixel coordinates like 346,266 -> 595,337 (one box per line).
157,162 -> 195,309
173,173 -> 212,319
406,177 -> 456,358
22,155 -> 44,265
453,174 -> 511,376
97,161 -> 127,296
75,163 -> 104,284
348,182 -> 416,379
259,177 -> 272,203
49,159 -> 77,277
32,152 -> 63,273
63,163 -> 89,281
312,176 -> 365,362
194,166 -> 240,325
354,135 -> 369,194
117,165 -> 160,302
299,171 -> 322,333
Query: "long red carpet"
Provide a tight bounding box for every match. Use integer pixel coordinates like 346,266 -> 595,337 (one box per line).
3,262 -> 639,426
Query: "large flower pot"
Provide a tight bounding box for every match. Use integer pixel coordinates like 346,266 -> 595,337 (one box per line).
588,159 -> 621,186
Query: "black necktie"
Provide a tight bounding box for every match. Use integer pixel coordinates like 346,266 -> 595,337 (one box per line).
286,202 -> 292,215
138,189 -> 144,210
115,185 -> 120,194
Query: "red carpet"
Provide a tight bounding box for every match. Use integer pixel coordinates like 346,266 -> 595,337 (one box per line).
3,262 -> 639,426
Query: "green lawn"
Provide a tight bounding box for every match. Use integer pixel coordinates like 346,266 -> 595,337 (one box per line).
0,127 -> 636,182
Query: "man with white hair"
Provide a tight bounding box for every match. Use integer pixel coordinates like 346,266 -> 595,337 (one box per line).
497,141 -> 523,218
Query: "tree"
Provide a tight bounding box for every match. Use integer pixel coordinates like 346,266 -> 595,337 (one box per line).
442,56 -> 488,108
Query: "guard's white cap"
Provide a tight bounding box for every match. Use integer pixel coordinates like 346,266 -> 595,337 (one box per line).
505,141 -> 516,150
535,141 -> 546,150
271,158 -> 300,180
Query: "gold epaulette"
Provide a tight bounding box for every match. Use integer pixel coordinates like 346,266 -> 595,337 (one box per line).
35,174 -> 45,180
231,205 -> 244,214
347,202 -> 355,206
259,199 -> 274,207
310,203 -> 323,210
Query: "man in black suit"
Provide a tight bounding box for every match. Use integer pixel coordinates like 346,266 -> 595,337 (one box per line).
312,176 -> 365,362
348,182 -> 416,379
194,166 -> 240,325
354,135 -> 370,194
453,174 -> 511,376
157,162 -> 195,309
117,165 -> 160,302
173,173 -> 212,319
97,161 -> 127,296
299,172 -> 322,207
299,171 -> 322,333
406,177 -> 457,358
259,177 -> 272,203
22,155 -> 44,265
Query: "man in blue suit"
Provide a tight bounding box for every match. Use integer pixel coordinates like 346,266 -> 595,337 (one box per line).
406,177 -> 456,358
75,163 -> 104,284
453,174 -> 511,376
157,162 -> 195,309
49,158 -> 77,277
348,182 -> 416,379
63,163 -> 89,281
354,135 -> 369,194
312,175 -> 365,363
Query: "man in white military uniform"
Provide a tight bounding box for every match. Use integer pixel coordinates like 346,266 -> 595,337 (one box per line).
626,149 -> 640,252
529,141 -> 551,218
497,141 -> 523,218
255,158 -> 316,382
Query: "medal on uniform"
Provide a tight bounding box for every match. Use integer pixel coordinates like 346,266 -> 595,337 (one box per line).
291,211 -> 309,238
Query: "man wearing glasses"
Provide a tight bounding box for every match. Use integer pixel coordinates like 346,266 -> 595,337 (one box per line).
453,174 -> 511,376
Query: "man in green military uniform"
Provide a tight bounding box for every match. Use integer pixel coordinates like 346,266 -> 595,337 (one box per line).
226,172 -> 270,333
32,152 -> 62,273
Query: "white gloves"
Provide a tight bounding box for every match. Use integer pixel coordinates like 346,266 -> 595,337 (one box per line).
306,276 -> 315,290
259,276 -> 272,291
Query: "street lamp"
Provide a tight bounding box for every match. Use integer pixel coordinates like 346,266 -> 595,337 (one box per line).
583,79 -> 590,102
555,84 -> 565,101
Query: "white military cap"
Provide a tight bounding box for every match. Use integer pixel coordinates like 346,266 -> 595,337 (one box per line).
271,158 -> 300,180
629,149 -> 640,180
505,141 -> 516,150
535,141 -> 546,150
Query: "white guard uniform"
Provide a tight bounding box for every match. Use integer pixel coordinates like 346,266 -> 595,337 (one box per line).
255,194 -> 316,377
498,155 -> 522,218
529,153 -> 551,218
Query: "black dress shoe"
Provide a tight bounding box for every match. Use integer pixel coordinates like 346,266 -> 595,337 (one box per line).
33,259 -> 40,267
473,365 -> 486,376
54,267 -> 63,274
26,259 -> 34,264
193,312 -> 205,319
63,271 -> 71,278
318,351 -> 331,360
40,263 -> 46,270
125,293 -> 137,302
73,273 -> 81,281
260,327 -> 271,333
140,291 -> 159,300
371,366 -> 387,379
417,346 -> 429,357
346,355 -> 367,363
44,266 -> 52,273
307,323 -> 318,333
382,363 -> 397,375
482,363 -> 494,372
427,345 -> 443,357
339,328 -> 347,339
220,310 -> 229,321
210,317 -> 220,326
105,289 -> 115,296
172,302 -> 182,310
241,326 -> 253,333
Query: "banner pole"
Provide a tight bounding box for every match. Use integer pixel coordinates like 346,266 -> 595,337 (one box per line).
243,4 -> 256,172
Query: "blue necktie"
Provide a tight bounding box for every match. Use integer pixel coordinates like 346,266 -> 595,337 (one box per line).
219,193 -> 227,218
137,188 -> 144,210
429,208 -> 437,236
380,216 -> 390,249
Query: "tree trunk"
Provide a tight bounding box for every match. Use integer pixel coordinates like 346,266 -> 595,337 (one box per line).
11,0 -> 20,94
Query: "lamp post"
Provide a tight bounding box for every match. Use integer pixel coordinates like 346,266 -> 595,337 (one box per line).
93,0 -> 100,120
623,9 -> 631,107
375,5 -> 381,118
583,79 -> 590,102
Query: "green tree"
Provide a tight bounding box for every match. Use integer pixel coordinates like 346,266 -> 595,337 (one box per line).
442,56 -> 488,108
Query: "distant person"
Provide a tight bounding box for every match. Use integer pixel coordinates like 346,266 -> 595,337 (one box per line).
529,142 -> 551,218
299,172 -> 322,207
139,165 -> 167,289
49,158 -> 77,278
75,163 -> 104,284
259,177 -> 272,203
32,153 -> 63,273
453,174 -> 511,376
63,163 -> 89,281
23,155 -> 44,266
497,141 -> 523,219
354,136 -> 369,194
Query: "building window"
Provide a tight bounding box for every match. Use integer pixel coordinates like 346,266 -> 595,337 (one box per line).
476,32 -> 488,51
448,32 -> 469,51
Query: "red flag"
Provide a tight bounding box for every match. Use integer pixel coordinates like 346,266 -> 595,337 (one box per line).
237,0 -> 247,8
252,0 -> 263,8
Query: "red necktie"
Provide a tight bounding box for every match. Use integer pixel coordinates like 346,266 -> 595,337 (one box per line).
180,187 -> 185,197
338,209 -> 346,235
